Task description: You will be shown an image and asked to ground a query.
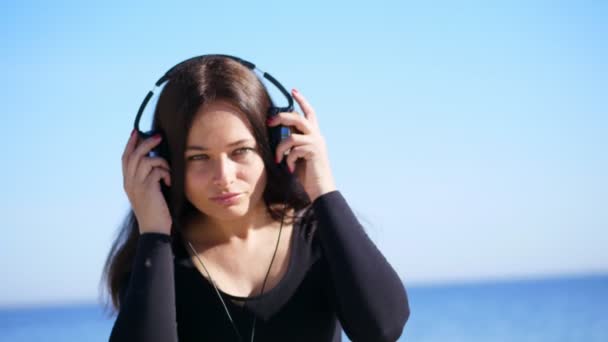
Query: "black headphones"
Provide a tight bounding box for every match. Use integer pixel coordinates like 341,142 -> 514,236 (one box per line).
132,54 -> 295,172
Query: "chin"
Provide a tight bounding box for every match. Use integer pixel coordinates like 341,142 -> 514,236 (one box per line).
210,207 -> 249,220
203,198 -> 251,220
194,191 -> 265,222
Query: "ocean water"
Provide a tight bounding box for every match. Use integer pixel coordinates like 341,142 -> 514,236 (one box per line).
404,274 -> 608,342
0,274 -> 606,341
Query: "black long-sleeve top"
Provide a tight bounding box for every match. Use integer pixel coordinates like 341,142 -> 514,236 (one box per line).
109,190 -> 409,342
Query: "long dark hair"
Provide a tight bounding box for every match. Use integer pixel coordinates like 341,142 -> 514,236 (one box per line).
99,56 -> 311,314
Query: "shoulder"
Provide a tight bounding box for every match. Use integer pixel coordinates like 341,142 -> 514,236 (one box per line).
294,190 -> 348,240
293,203 -> 318,242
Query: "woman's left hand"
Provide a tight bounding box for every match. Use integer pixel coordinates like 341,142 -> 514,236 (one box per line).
267,88 -> 337,202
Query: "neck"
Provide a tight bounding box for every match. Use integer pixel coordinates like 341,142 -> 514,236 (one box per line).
184,203 -> 289,245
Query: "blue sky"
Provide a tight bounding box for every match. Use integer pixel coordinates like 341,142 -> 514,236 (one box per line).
1,0 -> 606,307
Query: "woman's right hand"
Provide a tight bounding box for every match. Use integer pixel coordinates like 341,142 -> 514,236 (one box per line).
122,130 -> 173,235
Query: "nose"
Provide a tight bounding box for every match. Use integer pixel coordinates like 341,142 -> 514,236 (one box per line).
212,154 -> 236,188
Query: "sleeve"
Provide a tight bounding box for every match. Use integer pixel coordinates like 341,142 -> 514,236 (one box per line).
313,190 -> 410,342
108,233 -> 178,342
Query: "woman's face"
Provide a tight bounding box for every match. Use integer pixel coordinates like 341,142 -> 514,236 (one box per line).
184,99 -> 267,221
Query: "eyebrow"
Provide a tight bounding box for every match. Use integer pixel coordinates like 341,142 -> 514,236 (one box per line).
186,139 -> 255,151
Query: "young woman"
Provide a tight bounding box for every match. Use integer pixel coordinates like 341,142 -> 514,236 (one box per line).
102,55 -> 409,342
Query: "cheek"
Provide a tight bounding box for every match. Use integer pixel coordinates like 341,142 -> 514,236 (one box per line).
248,162 -> 268,192
184,168 -> 211,196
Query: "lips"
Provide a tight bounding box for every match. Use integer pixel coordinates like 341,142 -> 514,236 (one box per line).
210,193 -> 241,201
210,192 -> 242,206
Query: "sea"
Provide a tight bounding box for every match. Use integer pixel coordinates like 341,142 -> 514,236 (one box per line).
0,274 -> 606,341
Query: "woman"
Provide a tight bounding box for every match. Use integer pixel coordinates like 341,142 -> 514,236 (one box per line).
102,55 -> 409,342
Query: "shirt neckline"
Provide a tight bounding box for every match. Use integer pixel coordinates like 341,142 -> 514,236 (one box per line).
179,214 -> 302,302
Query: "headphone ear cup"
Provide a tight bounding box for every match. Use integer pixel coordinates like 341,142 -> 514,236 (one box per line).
151,135 -> 172,203
267,107 -> 280,154
266,107 -> 279,156
267,107 -> 293,175
152,137 -> 172,172
143,130 -> 169,160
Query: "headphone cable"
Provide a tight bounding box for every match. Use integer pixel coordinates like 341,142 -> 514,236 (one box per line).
185,198 -> 287,342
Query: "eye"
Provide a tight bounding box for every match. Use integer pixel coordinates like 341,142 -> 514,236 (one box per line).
234,147 -> 255,156
186,154 -> 209,161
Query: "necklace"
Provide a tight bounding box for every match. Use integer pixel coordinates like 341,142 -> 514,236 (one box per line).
185,211 -> 286,342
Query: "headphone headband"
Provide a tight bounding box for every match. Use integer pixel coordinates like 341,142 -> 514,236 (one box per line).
133,54 -> 294,135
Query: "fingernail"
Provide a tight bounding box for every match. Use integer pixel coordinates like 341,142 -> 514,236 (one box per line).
153,134 -> 162,140
131,129 -> 137,137
292,88 -> 299,94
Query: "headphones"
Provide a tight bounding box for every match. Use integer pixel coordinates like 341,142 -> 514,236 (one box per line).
132,53 -> 295,173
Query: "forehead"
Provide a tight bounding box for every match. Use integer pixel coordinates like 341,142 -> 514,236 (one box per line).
186,100 -> 256,146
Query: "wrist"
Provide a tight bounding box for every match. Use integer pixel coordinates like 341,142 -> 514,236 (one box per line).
309,183 -> 337,203
139,224 -> 172,235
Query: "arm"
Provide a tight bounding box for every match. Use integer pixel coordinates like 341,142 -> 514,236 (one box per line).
109,233 -> 178,342
313,191 -> 410,342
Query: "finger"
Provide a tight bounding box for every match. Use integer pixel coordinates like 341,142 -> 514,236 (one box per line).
144,167 -> 172,187
122,130 -> 139,175
126,135 -> 163,181
291,89 -> 318,127
285,145 -> 315,173
275,133 -> 313,163
267,112 -> 313,135
124,159 -> 170,194
135,157 -> 171,184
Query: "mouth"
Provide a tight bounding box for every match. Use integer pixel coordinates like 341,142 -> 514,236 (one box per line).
209,193 -> 242,205
211,192 -> 240,201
